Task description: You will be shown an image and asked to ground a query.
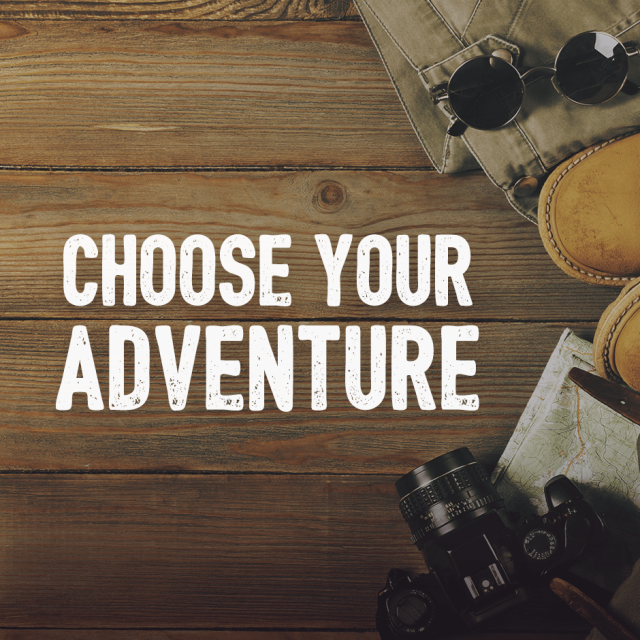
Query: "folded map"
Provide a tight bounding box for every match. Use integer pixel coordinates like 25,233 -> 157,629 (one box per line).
491,329 -> 640,592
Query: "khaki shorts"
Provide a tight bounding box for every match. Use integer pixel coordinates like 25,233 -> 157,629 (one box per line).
355,0 -> 640,222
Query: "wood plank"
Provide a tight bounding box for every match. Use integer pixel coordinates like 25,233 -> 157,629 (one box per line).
0,20 -> 427,168
0,474 -> 590,632
0,319 -> 596,471
0,1 -> 357,21
0,635 -> 588,640
0,170 -> 618,321
2,634 -> 383,640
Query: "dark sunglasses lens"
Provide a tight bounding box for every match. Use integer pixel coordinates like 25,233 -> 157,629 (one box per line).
447,57 -> 523,130
556,32 -> 628,104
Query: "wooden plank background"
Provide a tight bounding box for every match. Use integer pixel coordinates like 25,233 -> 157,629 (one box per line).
0,171 -> 618,321
0,475 -> 594,631
0,0 -> 360,20
0,2 -> 618,637
0,320 -> 598,472
0,20 -> 426,168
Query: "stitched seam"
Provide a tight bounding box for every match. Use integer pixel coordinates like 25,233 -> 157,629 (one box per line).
355,0 -> 420,69
357,3 -> 443,171
461,0 -> 482,43
543,134 -> 634,283
442,133 -> 452,172
514,120 -> 546,173
438,111 -> 533,222
506,0 -> 530,41
423,0 -> 465,47
505,189 -> 537,224
459,134 -> 503,190
461,124 -> 542,196
422,35 -> 518,74
602,294 -> 640,382
608,11 -> 640,37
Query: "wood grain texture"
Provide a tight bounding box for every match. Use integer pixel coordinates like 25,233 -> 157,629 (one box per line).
0,20 -> 426,169
0,319 -> 597,471
0,0 -> 357,21
0,14 -> 612,637
0,635 -> 588,640
0,474 -> 589,632
0,170 -> 618,321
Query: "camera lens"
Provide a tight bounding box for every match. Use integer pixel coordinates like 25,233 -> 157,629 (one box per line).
396,448 -> 504,547
388,589 -> 435,635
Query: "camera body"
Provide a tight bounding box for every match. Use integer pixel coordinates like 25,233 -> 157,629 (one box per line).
519,475 -> 606,576
377,448 -> 606,639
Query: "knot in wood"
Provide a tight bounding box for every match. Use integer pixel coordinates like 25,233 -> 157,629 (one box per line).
313,180 -> 346,213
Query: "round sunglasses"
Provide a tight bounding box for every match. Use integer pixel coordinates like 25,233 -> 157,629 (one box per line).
430,31 -> 640,137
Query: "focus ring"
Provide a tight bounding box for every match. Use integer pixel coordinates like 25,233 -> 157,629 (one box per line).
399,463 -> 489,520
407,492 -> 504,544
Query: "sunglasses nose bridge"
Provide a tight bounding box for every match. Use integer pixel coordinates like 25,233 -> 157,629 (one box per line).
520,66 -> 555,84
429,33 -> 638,136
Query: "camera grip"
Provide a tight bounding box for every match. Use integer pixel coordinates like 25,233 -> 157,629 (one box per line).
563,513 -> 591,562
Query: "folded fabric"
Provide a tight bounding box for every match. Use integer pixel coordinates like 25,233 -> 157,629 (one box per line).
354,0 -> 640,222
587,556 -> 640,639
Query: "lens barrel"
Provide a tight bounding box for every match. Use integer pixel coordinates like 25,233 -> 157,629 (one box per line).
396,448 -> 504,547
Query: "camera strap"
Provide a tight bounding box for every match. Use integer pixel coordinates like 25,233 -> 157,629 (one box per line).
550,577 -> 640,640
568,367 -> 640,426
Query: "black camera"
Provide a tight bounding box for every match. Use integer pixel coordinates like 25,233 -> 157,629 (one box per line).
376,448 -> 607,639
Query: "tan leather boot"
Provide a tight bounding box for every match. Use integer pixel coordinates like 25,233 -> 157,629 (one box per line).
594,278 -> 640,391
539,133 -> 640,287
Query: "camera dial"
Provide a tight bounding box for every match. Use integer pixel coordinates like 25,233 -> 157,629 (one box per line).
523,529 -> 557,561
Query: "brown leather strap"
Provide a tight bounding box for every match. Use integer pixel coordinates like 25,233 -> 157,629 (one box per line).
569,368 -> 640,425
550,577 -> 640,640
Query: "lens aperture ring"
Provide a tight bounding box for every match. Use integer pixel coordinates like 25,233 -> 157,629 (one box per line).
399,463 -> 490,519
407,491 -> 504,544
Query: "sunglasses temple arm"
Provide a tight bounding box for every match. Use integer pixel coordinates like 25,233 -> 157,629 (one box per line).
439,45 -> 637,138
621,42 -> 638,94
430,84 -> 467,137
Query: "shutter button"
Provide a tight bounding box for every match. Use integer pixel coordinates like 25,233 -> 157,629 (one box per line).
513,176 -> 539,197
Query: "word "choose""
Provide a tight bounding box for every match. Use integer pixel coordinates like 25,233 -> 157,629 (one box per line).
63,234 -> 473,308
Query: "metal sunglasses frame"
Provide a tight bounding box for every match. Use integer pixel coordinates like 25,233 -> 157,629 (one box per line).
430,31 -> 640,137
